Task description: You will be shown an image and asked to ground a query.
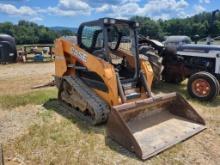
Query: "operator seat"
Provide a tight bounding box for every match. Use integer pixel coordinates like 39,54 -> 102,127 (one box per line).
93,48 -> 106,60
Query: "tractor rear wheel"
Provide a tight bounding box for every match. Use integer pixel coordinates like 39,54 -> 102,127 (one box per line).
139,46 -> 163,83
187,72 -> 219,101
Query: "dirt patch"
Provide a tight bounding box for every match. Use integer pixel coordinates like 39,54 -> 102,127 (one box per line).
0,63 -> 54,95
0,63 -> 54,145
0,63 -> 54,80
0,105 -> 42,144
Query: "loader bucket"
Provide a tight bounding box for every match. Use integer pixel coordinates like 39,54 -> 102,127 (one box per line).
106,92 -> 206,160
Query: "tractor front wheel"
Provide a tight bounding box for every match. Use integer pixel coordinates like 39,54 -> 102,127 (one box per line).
187,72 -> 219,101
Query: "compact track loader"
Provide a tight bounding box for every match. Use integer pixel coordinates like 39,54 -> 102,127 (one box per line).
54,18 -> 206,160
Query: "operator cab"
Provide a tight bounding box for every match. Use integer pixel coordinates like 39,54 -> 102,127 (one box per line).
77,18 -> 140,82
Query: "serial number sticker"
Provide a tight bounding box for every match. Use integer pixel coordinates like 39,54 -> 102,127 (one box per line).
72,48 -> 88,63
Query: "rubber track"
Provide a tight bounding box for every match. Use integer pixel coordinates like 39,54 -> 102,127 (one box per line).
63,76 -> 110,125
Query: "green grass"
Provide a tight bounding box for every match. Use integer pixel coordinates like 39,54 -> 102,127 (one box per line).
0,88 -> 57,109
5,105 -> 188,165
2,82 -> 220,164
153,81 -> 220,107
10,111 -> 109,165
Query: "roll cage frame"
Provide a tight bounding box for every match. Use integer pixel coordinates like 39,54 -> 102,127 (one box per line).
77,18 -> 140,82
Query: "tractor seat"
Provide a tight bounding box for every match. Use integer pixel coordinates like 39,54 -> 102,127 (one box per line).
93,49 -> 106,60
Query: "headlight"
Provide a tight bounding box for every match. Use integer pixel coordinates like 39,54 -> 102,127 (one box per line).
104,18 -> 109,24
110,19 -> 116,24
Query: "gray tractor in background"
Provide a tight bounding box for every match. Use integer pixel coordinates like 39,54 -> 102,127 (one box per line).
163,35 -> 220,101
139,10 -> 220,101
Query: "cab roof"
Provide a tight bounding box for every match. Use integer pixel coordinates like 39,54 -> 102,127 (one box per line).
79,17 -> 138,27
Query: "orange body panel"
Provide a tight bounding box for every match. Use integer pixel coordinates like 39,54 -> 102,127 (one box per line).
54,40 -> 67,77
54,38 -> 154,106
140,60 -> 154,88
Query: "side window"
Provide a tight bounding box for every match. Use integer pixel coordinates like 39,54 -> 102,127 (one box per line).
118,26 -> 132,51
81,26 -> 102,49
108,26 -> 120,50
95,32 -> 103,48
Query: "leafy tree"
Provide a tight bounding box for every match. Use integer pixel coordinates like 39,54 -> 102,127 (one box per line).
57,29 -> 75,36
131,11 -> 220,41
0,20 -> 74,44
131,16 -> 164,40
0,11 -> 220,44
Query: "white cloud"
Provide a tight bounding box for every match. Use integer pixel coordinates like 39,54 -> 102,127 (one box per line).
0,3 -> 46,23
48,7 -> 77,17
176,0 -> 189,9
121,0 -> 140,3
194,5 -> 205,14
48,0 -> 91,16
110,2 -> 140,18
59,0 -> 90,12
105,0 -> 189,19
30,17 -> 43,22
199,0 -> 211,4
41,0 -> 190,19
177,11 -> 190,18
0,0 -> 209,22
96,4 -> 110,13
0,3 -> 37,16
0,0 -> 92,18
138,0 -> 189,15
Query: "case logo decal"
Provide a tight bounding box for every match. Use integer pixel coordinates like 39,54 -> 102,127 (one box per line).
72,48 -> 88,63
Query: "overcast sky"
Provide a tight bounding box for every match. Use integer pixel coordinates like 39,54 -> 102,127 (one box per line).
0,0 -> 219,27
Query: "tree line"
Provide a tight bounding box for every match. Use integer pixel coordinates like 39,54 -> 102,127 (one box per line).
132,11 -> 220,41
0,20 -> 75,44
0,11 -> 219,44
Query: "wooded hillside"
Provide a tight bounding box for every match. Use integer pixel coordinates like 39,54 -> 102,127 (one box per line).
0,11 -> 219,44
132,11 -> 220,40
0,20 -> 74,44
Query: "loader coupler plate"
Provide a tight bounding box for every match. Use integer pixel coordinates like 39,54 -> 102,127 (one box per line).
106,93 -> 206,160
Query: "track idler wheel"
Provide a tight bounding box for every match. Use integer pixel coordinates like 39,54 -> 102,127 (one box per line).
58,77 -> 109,125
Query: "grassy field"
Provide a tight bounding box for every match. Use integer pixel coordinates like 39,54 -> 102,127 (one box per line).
0,63 -> 220,165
